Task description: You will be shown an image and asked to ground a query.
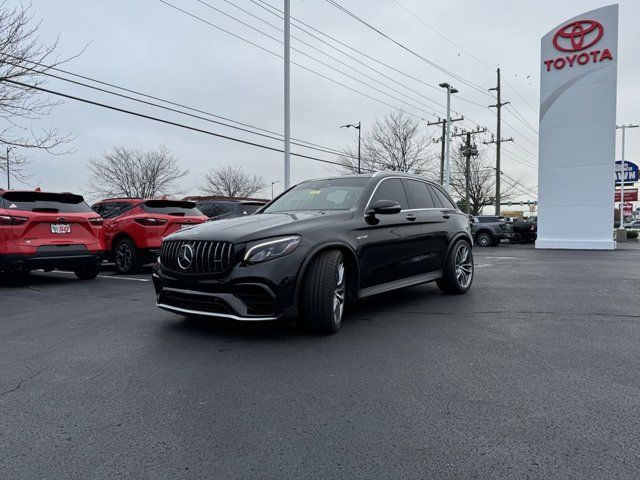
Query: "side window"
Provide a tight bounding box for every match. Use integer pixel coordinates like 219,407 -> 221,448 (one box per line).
370,178 -> 408,210
198,201 -> 235,218
403,179 -> 436,209
430,185 -> 457,209
92,204 -> 104,216
95,202 -> 133,219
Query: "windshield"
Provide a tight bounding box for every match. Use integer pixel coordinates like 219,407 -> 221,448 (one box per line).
262,178 -> 368,213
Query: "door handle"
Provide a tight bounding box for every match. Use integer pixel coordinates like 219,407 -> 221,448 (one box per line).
442,213 -> 451,219
406,213 -> 417,221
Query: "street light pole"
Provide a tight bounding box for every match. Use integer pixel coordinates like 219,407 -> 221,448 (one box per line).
283,0 -> 291,189
6,146 -> 9,190
340,122 -> 361,173
271,180 -> 281,199
617,124 -> 639,227
439,82 -> 458,193
357,121 -> 361,174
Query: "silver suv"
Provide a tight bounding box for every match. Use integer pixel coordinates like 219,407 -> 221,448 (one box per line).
471,215 -> 514,247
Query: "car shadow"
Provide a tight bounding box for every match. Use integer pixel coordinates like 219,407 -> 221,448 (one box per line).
99,263 -> 154,275
160,282 -> 443,341
0,271 -> 80,289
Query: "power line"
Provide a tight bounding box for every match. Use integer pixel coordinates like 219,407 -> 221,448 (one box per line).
505,103 -> 538,136
254,0 -> 467,114
0,53 -> 362,160
325,0 -> 493,99
382,0 -> 540,151
0,77 -> 366,170
223,0 -> 453,117
389,0 -> 495,72
158,0 -> 431,120
198,0 -> 445,118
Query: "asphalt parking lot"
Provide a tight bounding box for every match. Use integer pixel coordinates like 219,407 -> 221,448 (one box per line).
2,243 -> 640,479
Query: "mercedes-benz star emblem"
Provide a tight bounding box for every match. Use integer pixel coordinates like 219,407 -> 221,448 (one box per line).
177,244 -> 194,270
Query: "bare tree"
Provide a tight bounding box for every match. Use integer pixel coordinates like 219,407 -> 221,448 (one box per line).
86,146 -> 188,199
449,142 -> 518,215
200,165 -> 265,198
336,111 -> 436,178
0,1 -> 76,184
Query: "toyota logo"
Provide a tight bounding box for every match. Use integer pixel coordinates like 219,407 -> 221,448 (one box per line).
177,244 -> 194,270
553,20 -> 603,52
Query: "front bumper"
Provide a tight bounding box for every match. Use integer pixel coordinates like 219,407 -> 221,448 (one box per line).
494,231 -> 514,239
152,249 -> 305,321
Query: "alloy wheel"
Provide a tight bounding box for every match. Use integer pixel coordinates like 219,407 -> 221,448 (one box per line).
116,243 -> 132,272
333,261 -> 345,325
455,243 -> 473,288
478,234 -> 491,247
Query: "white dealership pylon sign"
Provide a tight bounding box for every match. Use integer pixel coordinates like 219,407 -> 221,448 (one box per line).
536,4 -> 618,249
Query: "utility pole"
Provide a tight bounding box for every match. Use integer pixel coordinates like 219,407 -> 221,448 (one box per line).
616,123 -> 639,227
428,116 -> 463,185
452,127 -> 486,214
488,68 -> 512,215
439,83 -> 459,193
283,0 -> 291,189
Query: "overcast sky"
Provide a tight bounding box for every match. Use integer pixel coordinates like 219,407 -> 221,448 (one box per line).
10,0 -> 640,201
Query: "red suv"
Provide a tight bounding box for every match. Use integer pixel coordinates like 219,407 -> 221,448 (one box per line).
92,198 -> 207,274
0,189 -> 105,279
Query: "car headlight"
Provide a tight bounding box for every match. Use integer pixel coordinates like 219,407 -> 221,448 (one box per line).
244,236 -> 301,264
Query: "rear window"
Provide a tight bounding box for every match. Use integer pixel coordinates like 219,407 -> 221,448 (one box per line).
1,192 -> 92,213
239,203 -> 264,215
141,200 -> 202,216
93,202 -> 134,219
196,201 -> 235,218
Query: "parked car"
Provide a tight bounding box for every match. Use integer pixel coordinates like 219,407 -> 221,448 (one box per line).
92,198 -> 208,274
624,220 -> 640,229
183,196 -> 268,220
470,215 -> 514,246
510,218 -> 537,243
153,173 -> 474,334
0,189 -> 105,279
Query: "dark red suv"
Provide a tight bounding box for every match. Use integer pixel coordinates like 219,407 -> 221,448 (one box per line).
0,189 -> 105,279
92,198 -> 207,274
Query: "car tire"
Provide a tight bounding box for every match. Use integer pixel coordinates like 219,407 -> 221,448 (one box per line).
74,264 -> 100,280
437,239 -> 474,295
114,238 -> 138,274
476,232 -> 493,247
300,249 -> 346,335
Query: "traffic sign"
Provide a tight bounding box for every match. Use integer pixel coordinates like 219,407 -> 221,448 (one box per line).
615,188 -> 638,202
615,160 -> 639,184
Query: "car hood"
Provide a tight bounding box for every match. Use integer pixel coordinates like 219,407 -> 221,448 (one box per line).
165,210 -> 354,244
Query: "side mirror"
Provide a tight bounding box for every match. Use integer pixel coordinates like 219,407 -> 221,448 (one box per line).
367,199 -> 402,216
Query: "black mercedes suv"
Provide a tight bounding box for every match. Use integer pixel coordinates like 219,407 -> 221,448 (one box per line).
153,173 -> 474,334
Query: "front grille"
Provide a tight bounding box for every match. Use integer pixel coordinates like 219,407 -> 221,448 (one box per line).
159,290 -> 231,315
160,240 -> 234,274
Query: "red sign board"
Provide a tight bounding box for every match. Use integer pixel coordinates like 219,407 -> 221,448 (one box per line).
623,202 -> 633,215
615,189 -> 638,202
